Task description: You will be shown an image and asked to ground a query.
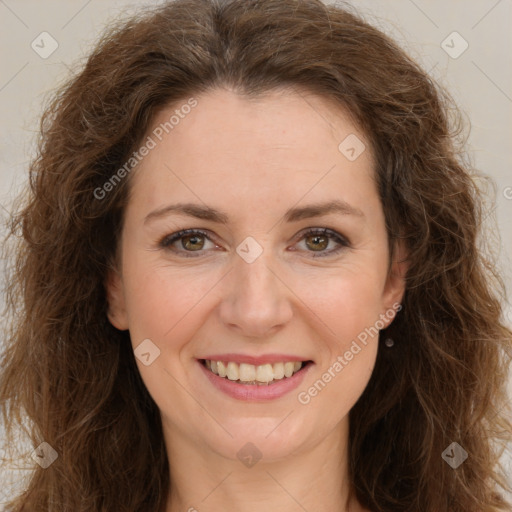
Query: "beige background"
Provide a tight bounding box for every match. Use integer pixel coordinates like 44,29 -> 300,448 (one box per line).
1,0 -> 511,506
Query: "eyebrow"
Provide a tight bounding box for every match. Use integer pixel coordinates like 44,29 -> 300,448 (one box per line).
144,199 -> 365,226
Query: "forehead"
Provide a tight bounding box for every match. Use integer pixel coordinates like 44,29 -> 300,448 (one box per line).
126,87 -> 378,224
147,86 -> 369,160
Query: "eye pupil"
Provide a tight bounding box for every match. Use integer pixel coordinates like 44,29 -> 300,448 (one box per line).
306,234 -> 328,251
183,234 -> 204,251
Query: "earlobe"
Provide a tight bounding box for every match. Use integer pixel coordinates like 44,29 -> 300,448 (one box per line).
382,240 -> 409,327
105,268 -> 129,331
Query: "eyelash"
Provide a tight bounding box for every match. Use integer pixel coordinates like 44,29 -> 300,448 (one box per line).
158,227 -> 350,259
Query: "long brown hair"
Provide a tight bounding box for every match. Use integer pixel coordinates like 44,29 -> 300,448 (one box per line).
1,0 -> 511,510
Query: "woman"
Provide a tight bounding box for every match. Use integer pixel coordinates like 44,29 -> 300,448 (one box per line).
1,0 -> 511,510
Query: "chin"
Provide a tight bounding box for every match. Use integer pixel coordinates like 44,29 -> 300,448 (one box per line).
206,415 -> 313,463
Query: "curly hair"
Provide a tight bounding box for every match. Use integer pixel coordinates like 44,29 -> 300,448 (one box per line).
1,0 -> 511,510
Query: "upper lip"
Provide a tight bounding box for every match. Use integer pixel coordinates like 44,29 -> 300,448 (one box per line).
199,353 -> 312,366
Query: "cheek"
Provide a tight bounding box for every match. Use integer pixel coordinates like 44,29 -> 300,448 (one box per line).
122,250 -> 387,353
301,343 -> 378,423
122,257 -> 218,345
292,264 -> 387,342
296,273 -> 381,416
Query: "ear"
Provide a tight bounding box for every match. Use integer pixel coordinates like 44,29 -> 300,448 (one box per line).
380,239 -> 409,328
105,267 -> 129,331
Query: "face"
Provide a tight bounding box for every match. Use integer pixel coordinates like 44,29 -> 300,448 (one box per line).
106,86 -> 406,464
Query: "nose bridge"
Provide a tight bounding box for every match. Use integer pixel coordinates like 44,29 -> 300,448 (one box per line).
218,236 -> 293,337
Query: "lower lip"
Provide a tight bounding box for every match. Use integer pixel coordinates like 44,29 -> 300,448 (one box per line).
198,360 -> 313,401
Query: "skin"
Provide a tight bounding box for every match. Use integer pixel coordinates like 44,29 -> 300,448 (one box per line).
106,86 -> 408,512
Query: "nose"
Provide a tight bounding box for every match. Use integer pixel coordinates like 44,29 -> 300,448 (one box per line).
217,245 -> 293,339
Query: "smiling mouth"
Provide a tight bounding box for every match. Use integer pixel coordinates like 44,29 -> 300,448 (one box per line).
200,359 -> 313,385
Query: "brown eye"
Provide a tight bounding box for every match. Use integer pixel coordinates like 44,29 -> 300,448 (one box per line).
159,229 -> 217,257
160,227 -> 349,259
181,233 -> 205,251
304,233 -> 329,252
293,228 -> 350,258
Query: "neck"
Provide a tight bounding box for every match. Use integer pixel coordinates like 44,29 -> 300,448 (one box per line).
163,416 -> 365,512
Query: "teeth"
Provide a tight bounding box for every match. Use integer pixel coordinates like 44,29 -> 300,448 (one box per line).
217,361 -> 227,378
239,363 -> 256,381
256,363 -> 274,383
273,362 -> 284,379
203,359 -> 305,383
284,362 -> 295,378
226,362 -> 238,381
